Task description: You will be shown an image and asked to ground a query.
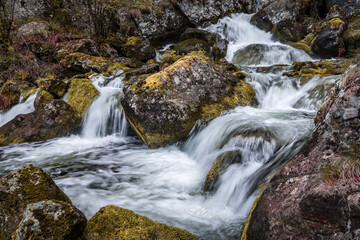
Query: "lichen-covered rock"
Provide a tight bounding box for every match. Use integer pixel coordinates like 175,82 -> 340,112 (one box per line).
283,60 -> 350,78
35,75 -> 67,98
122,36 -> 156,62
203,151 -> 242,192
34,89 -> 54,109
14,200 -> 87,240
312,18 -> 346,58
174,39 -> 211,56
56,39 -> 100,60
290,33 -> 316,56
122,56 -> 257,148
0,165 -> 71,239
242,64 -> 360,239
84,205 -> 198,240
123,64 -> 159,84
343,17 -> 360,54
325,0 -> 360,15
66,78 -> 99,117
0,81 -> 35,111
16,21 -> 50,39
60,52 -> 112,73
0,99 -> 80,145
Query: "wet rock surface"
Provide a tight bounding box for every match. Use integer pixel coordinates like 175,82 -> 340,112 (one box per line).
122,56 -> 257,148
242,64 -> 360,239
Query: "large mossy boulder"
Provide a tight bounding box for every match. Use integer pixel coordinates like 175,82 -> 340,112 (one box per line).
242,63 -> 360,239
84,205 -> 198,240
121,56 -> 257,148
174,39 -> 211,56
66,78 -> 99,118
0,165 -> 72,239
122,36 -> 156,62
0,99 -> 80,145
60,52 -> 112,73
15,200 -> 87,240
311,18 -> 346,58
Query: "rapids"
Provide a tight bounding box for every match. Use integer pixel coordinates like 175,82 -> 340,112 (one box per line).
0,13 -> 340,239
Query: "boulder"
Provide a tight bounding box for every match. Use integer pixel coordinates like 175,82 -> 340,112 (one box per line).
0,99 -> 80,145
35,75 -> 67,98
271,19 -> 306,42
311,18 -> 346,58
0,80 -> 35,111
180,28 -> 222,46
16,21 -> 50,39
242,64 -> 360,239
0,165 -> 71,239
66,78 -> 99,117
56,39 -> 100,60
15,200 -> 87,240
60,52 -> 112,73
175,0 -> 243,26
203,151 -> 242,192
122,36 -> 156,62
121,56 -> 257,148
325,5 -> 350,21
343,17 -> 360,54
84,205 -> 198,240
174,39 -> 211,56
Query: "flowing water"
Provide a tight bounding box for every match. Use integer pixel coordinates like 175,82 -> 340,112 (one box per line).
0,14 -> 340,239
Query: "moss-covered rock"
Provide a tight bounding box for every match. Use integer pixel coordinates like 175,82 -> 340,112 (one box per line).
343,17 -> 360,54
0,99 -> 80,145
174,38 -> 211,57
0,80 -> 35,111
35,75 -> 68,98
271,19 -> 305,42
290,33 -> 316,56
311,18 -> 346,58
60,52 -> 112,73
122,56 -> 257,148
56,39 -> 100,60
84,205 -> 198,240
122,36 -> 156,62
203,151 -> 242,192
0,165 -> 71,239
283,60 -> 350,78
34,89 -> 54,109
15,200 -> 87,240
66,78 -> 99,117
240,193 -> 262,240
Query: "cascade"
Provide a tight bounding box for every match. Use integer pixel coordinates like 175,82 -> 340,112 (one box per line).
0,13 -> 340,239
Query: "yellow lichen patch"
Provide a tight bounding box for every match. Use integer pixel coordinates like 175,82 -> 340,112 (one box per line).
66,78 -> 99,117
125,36 -> 142,47
84,205 -> 198,240
241,193 -> 263,240
290,33 -> 316,56
34,89 -> 54,109
60,52 -> 112,73
105,62 -> 131,77
328,18 -> 344,29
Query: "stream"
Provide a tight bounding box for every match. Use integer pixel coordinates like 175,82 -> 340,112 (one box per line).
0,14 -> 340,239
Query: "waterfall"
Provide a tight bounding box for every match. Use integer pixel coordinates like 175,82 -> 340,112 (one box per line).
0,13 -> 341,240
81,72 -> 128,138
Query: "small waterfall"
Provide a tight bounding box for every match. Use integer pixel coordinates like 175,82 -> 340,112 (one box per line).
0,92 -> 37,127
81,72 -> 128,138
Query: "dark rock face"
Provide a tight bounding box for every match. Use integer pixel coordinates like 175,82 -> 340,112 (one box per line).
84,205 -> 198,240
272,19 -> 306,42
121,56 -> 257,148
174,39 -> 211,56
0,165 -> 72,239
312,18 -> 346,58
15,200 -> 87,240
0,99 -> 80,145
243,64 -> 360,239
